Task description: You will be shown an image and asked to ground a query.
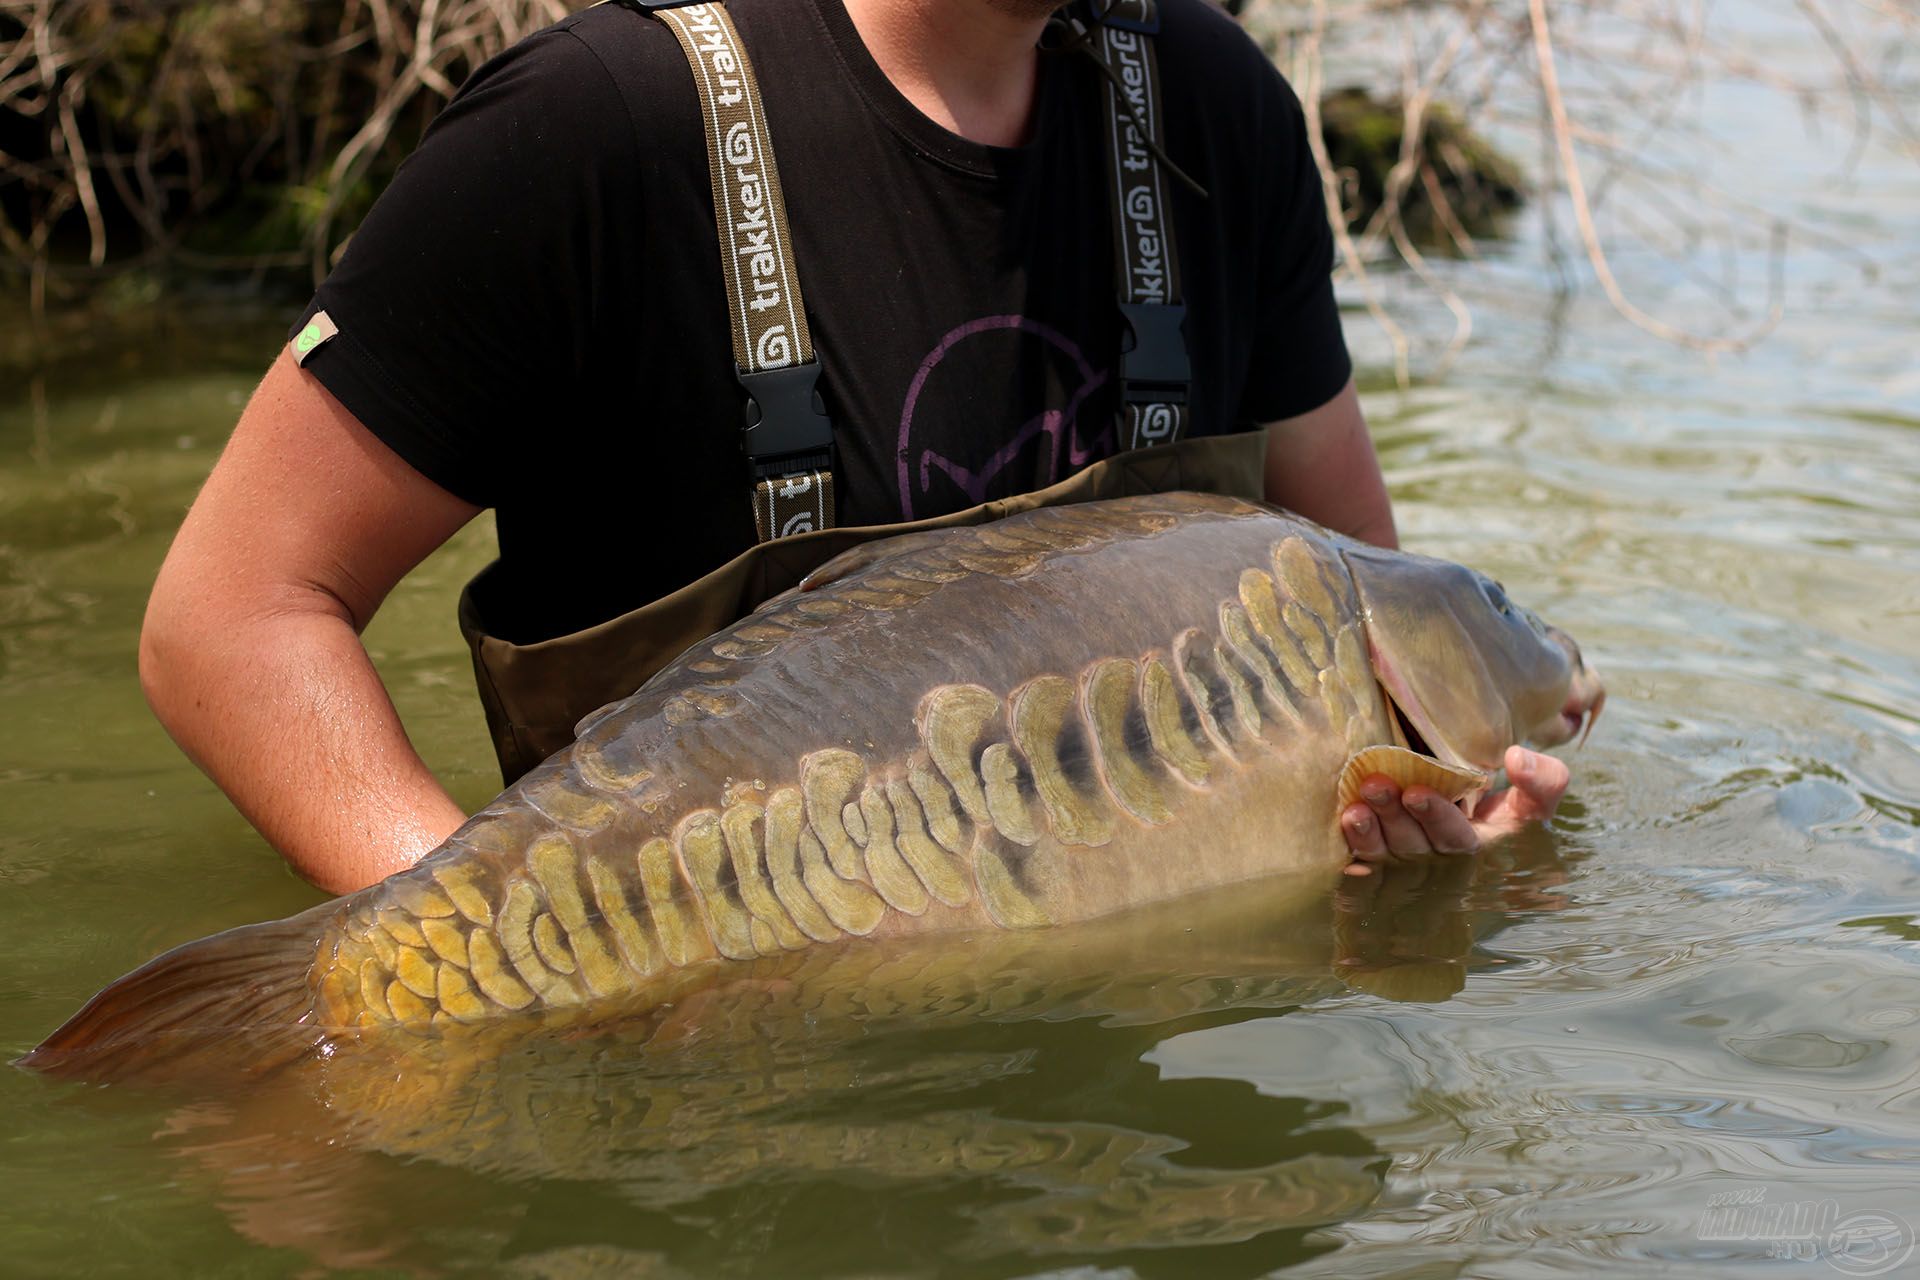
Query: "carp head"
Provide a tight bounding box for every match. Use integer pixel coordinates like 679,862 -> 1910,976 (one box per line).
1342,545 -> 1605,773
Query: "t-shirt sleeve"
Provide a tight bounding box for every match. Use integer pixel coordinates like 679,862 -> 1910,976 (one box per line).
1235,69 -> 1353,424
288,26 -> 634,508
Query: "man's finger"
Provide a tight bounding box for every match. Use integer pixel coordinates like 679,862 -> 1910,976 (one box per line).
1341,801 -> 1389,875
1469,747 -> 1571,838
1400,785 -> 1479,853
1502,746 -> 1569,822
1360,774 -> 1433,859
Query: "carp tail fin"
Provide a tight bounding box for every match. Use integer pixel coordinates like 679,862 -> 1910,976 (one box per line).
18,905 -> 337,1085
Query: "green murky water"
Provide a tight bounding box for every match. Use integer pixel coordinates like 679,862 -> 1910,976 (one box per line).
4,17 -> 1918,1280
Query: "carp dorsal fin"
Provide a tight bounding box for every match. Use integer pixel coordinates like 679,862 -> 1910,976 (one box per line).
796,529 -> 957,593
1336,745 -> 1490,814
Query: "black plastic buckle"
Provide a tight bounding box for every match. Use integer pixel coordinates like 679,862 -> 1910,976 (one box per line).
1086,0 -> 1161,36
1118,301 -> 1190,404
740,361 -> 834,479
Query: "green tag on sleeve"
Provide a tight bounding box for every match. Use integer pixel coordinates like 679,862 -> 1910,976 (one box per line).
291,311 -> 339,366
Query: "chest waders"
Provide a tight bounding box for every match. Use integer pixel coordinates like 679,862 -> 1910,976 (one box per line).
458,0 -> 1273,783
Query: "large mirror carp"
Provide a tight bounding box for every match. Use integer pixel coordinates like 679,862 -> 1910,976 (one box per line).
23,493 -> 1603,1082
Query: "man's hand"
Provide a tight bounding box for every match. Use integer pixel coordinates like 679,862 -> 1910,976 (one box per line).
1340,746 -> 1570,875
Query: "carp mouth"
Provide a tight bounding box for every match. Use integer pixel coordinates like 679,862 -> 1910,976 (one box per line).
1540,627 -> 1607,749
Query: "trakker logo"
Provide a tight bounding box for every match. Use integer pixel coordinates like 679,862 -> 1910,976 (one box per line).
758,470 -> 830,542
1133,402 -> 1180,447
662,4 -> 805,373
1102,28 -> 1168,306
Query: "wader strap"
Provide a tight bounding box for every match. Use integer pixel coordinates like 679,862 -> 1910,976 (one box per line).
632,1 -> 837,542
1088,0 -> 1192,451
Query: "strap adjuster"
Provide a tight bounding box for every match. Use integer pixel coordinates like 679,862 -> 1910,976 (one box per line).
1118,301 -> 1189,404
740,360 -> 834,479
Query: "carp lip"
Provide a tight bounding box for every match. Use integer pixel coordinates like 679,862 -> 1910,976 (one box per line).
1578,690 -> 1606,746
1540,627 -> 1606,750
1545,688 -> 1604,748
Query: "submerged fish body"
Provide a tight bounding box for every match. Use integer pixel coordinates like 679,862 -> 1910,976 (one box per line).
25,493 -> 1600,1079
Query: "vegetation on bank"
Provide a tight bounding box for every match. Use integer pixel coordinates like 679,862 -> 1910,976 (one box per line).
0,0 -> 1522,311
0,0 -> 568,305
3,0 -> 1907,369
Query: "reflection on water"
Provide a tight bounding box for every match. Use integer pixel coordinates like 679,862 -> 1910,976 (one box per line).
4,5 -> 1919,1275
104,865 -> 1542,1276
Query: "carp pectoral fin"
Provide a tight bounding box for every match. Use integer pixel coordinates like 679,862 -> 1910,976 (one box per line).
1336,745 -> 1490,814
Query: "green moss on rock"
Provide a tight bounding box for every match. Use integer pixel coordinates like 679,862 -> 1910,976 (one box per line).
1318,86 -> 1526,247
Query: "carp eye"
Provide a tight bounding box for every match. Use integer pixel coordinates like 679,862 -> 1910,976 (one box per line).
1481,577 -> 1512,615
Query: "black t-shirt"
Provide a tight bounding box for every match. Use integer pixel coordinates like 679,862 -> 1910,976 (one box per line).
294,0 -> 1350,643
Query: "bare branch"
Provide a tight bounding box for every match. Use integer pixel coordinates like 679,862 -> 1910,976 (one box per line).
1299,0 -> 1414,387
1526,0 -> 1783,351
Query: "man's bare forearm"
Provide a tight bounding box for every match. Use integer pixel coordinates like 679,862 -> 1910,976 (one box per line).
140,590 -> 467,895
142,352 -> 482,895
1262,379 -> 1400,549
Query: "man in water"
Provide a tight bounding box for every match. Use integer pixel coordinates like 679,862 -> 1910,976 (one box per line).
135,0 -> 1568,894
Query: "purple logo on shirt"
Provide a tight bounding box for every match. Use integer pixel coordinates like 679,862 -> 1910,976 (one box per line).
897,314 -> 1112,520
